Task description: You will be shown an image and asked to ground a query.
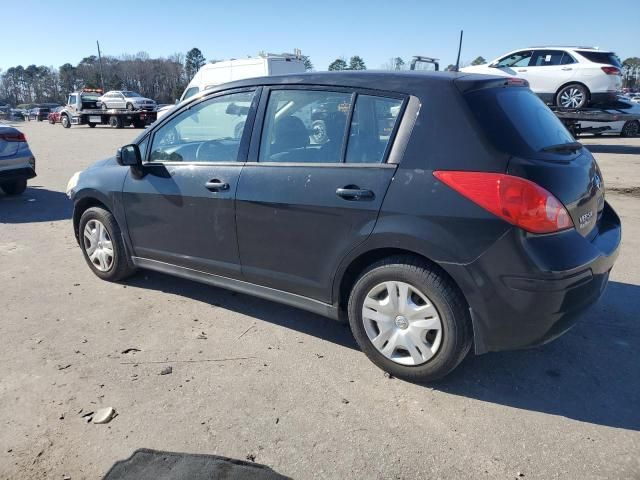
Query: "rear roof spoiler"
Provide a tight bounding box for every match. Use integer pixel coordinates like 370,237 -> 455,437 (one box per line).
454,75 -> 530,94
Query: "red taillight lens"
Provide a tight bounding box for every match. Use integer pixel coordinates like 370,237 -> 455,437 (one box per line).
601,66 -> 620,75
0,133 -> 26,142
433,171 -> 573,234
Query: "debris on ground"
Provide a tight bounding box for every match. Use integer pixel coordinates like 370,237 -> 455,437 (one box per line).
121,347 -> 141,354
384,372 -> 394,379
159,366 -> 173,375
341,398 -> 350,404
93,407 -> 117,424
196,332 -> 207,340
57,364 -> 71,370
246,453 -> 256,462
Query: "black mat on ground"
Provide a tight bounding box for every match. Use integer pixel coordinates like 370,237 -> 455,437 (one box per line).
103,448 -> 291,480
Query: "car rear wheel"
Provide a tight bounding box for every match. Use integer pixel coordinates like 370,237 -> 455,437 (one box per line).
1,179 -> 27,195
556,84 -> 589,109
79,207 -> 136,281
88,122 -> 97,128
347,256 -> 472,382
61,115 -> 71,128
621,120 -> 639,137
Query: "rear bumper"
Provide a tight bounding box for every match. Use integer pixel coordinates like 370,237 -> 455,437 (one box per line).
591,91 -> 618,105
443,201 -> 621,354
0,166 -> 37,182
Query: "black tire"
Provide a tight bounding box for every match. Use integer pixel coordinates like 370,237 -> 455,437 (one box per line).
49,118 -> 54,124
555,83 -> 589,109
347,256 -> 472,382
109,116 -> 123,129
78,207 -> 136,281
61,115 -> 71,128
621,120 -> 640,137
126,103 -> 134,111
1,179 -> 27,195
88,122 -> 97,128
132,119 -> 145,129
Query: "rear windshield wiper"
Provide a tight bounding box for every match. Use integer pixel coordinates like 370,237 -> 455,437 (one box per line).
540,141 -> 583,154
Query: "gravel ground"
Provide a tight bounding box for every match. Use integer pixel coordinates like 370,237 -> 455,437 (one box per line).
1,121 -> 639,479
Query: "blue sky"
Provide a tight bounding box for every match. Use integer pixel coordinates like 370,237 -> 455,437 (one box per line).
1,0 -> 638,71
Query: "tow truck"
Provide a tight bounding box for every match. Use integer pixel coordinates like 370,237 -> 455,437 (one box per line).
60,89 -> 156,129
551,103 -> 640,138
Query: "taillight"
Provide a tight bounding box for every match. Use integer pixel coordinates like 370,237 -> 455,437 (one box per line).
601,66 -> 621,75
433,171 -> 573,234
0,132 -> 26,142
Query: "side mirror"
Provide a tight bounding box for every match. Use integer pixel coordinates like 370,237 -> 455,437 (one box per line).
488,62 -> 498,68
116,144 -> 142,167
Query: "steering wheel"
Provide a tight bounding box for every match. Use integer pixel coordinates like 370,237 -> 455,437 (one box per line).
196,139 -> 226,162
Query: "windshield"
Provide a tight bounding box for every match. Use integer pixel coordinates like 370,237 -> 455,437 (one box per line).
465,87 -> 576,157
122,91 -> 141,97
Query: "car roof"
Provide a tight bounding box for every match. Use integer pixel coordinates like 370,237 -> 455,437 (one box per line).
202,70 -> 492,97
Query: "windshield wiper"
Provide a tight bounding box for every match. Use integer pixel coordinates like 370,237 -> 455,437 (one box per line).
541,141 -> 582,154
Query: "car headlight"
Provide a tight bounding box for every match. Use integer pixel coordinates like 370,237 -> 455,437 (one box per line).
66,171 -> 81,198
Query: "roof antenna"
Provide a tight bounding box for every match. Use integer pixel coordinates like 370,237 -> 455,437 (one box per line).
454,30 -> 464,72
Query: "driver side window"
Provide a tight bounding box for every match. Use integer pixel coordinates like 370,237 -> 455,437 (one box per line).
149,90 -> 255,163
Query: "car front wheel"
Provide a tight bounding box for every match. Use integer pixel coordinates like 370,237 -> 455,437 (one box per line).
347,256 -> 472,382
621,120 -> 639,137
79,207 -> 136,281
556,84 -> 589,109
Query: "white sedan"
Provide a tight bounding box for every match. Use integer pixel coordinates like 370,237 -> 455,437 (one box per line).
579,99 -> 640,137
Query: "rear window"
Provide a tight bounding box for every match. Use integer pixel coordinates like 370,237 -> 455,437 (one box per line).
465,87 -> 575,157
575,50 -> 621,67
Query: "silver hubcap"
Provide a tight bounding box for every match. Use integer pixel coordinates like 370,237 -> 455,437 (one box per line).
559,88 -> 585,108
83,219 -> 114,272
362,281 -> 443,366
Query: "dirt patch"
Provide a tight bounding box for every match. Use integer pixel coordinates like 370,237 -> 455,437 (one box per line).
608,186 -> 640,198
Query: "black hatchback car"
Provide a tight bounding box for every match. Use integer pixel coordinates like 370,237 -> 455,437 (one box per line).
67,72 -> 621,381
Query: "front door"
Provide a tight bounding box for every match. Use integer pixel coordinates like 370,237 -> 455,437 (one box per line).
122,89 -> 258,277
235,88 -> 404,302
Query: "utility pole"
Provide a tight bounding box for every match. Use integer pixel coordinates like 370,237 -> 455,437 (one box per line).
96,40 -> 105,92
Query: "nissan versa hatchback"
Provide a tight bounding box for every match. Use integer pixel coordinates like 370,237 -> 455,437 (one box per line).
67,72 -> 621,381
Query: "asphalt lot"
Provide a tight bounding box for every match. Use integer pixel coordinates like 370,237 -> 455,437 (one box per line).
1,120 -> 639,479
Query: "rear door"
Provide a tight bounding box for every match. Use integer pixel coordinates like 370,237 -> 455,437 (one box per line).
122,88 -> 259,277
235,87 -> 404,302
524,50 -> 576,95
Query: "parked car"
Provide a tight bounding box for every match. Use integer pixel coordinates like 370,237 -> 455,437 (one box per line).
578,98 -> 640,136
98,91 -> 156,111
0,125 -> 36,195
28,107 -> 51,121
629,93 -> 640,104
461,47 -> 622,108
48,106 -> 64,124
67,71 -> 620,381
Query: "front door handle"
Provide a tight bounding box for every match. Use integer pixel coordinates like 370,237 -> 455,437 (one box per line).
561,67 -> 573,71
205,179 -> 229,191
516,69 -> 527,72
336,186 -> 374,201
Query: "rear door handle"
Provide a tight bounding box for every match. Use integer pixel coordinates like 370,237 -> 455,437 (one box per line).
336,186 -> 374,201
516,69 -> 527,72
561,67 -> 573,71
205,179 -> 229,191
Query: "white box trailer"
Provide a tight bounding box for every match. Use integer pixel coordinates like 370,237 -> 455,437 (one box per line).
156,54 -> 306,119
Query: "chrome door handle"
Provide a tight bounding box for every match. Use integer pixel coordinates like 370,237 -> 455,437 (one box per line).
205,179 -> 229,191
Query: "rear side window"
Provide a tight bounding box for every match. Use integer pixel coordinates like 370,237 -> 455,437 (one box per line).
465,87 -> 575,156
259,89 -> 353,163
530,50 -> 564,66
576,50 -> 622,67
346,95 -> 403,163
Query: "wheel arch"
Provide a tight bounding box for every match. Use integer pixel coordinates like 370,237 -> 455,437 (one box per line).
333,246 -> 468,321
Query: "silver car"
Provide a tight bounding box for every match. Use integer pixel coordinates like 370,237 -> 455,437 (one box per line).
0,125 -> 36,195
98,90 -> 156,111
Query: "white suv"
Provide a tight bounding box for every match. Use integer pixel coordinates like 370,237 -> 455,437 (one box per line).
461,47 -> 622,108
